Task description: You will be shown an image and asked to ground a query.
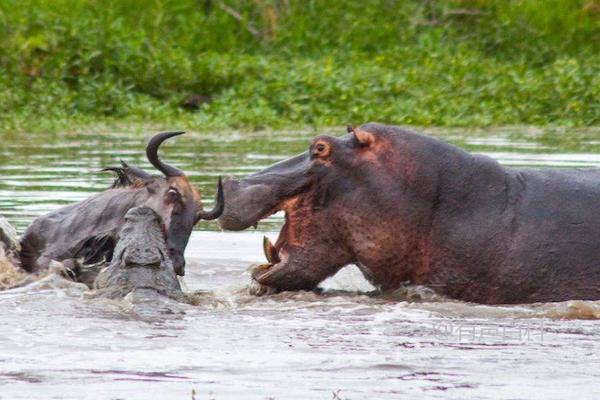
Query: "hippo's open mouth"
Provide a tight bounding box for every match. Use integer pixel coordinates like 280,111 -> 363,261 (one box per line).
251,201 -> 297,284
219,148 -> 353,292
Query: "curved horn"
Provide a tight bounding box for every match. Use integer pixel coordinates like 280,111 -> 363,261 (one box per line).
198,177 -> 225,221
146,131 -> 185,177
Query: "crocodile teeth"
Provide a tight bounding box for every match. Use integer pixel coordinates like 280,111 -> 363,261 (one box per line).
263,236 -> 281,265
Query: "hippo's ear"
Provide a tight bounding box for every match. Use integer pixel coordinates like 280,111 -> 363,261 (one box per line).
348,125 -> 375,146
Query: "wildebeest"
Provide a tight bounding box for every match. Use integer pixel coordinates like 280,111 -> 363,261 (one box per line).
20,131 -> 223,277
220,123 -> 600,304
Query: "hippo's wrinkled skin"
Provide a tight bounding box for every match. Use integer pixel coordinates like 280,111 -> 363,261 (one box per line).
92,206 -> 184,301
219,123 -> 600,304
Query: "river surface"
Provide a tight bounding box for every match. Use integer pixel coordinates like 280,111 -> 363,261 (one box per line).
1,127 -> 599,399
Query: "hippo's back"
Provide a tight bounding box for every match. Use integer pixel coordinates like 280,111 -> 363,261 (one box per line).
501,166 -> 600,302
429,162 -> 600,304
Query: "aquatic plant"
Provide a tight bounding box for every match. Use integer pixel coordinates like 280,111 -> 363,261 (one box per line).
1,0 -> 599,132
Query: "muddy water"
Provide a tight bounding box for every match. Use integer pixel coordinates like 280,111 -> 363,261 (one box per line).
1,127 -> 600,399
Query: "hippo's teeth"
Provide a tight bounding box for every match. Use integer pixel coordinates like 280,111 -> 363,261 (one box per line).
263,236 -> 281,264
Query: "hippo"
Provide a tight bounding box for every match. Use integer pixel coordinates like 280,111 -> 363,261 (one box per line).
219,123 -> 600,304
92,206 -> 184,301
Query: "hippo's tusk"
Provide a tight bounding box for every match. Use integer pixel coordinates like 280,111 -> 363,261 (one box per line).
198,177 -> 225,221
146,131 -> 185,177
263,236 -> 280,264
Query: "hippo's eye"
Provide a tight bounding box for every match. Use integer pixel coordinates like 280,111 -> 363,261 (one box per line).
311,141 -> 330,160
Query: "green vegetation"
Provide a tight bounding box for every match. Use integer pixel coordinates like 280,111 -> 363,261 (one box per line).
1,0 -> 600,132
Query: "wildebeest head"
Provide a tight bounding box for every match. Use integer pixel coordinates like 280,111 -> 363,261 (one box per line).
18,131 -> 224,277
105,132 -> 224,276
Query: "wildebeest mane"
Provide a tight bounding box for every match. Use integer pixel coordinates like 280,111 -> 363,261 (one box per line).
102,161 -> 159,189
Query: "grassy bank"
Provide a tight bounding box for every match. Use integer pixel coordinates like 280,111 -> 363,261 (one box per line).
1,0 -> 600,132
